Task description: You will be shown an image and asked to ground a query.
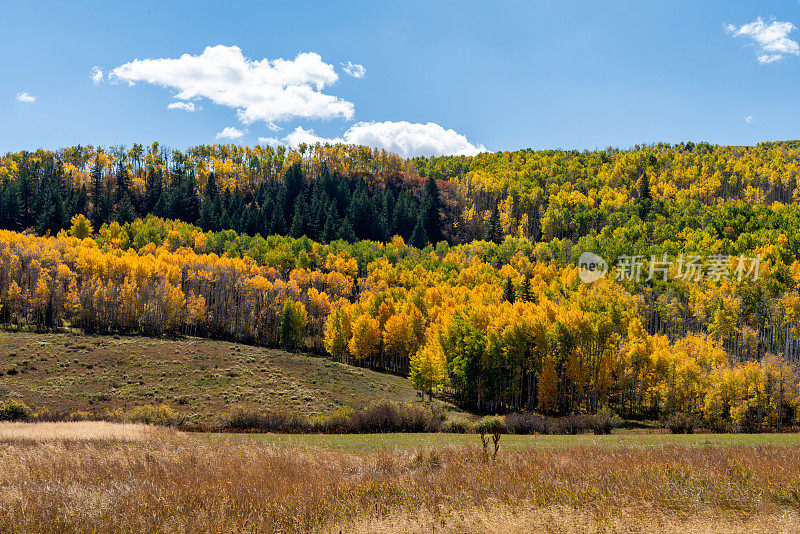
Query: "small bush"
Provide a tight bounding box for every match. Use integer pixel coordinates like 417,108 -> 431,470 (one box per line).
0,400 -> 32,421
309,410 -> 353,433
591,407 -> 622,435
473,415 -> 507,435
223,408 -> 305,432
666,412 -> 697,434
126,404 -> 185,427
442,415 -> 471,433
346,400 -> 442,433
506,412 -> 550,434
505,411 -> 621,435
221,401 -> 443,434
33,406 -> 73,422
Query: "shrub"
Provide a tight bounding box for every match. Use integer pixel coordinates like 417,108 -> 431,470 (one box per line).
309,410 -> 353,433
346,400 -> 442,433
126,404 -> 185,427
506,412 -> 550,434
666,412 -> 697,434
505,411 -> 621,435
473,415 -> 506,459
472,415 -> 507,435
591,407 -> 622,435
221,401 -> 443,434
223,408 -> 305,433
33,406 -> 72,422
0,400 -> 32,421
442,415 -> 471,433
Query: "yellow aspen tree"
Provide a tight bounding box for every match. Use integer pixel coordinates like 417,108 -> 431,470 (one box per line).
409,338 -> 448,398
348,314 -> 380,361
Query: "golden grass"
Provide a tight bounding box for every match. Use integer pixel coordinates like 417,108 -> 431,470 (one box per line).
0,421 -> 176,442
1,424 -> 799,533
343,505 -> 800,533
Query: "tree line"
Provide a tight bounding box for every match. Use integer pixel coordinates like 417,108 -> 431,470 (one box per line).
1,215 -> 800,430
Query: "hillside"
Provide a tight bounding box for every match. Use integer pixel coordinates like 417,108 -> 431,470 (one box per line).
3,140 -> 800,429
0,332 -> 430,422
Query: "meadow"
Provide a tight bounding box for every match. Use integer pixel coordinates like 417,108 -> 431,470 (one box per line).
0,332 -> 431,423
208,430 -> 800,451
1,422 -> 799,533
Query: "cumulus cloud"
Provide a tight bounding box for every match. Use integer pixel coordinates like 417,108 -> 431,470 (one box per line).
167,101 -> 196,112
108,45 -> 355,126
283,125 -> 339,146
342,61 -> 366,78
90,66 -> 104,84
727,18 -> 800,63
216,126 -> 246,140
16,92 -> 36,103
342,121 -> 485,156
257,137 -> 282,147
263,121 -> 486,157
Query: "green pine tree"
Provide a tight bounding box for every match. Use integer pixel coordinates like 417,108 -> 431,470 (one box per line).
409,218 -> 429,249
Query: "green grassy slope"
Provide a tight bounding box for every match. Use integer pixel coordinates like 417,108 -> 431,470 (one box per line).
0,332 -> 429,422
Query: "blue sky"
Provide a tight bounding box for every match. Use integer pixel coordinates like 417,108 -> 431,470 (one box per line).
2,0 -> 800,156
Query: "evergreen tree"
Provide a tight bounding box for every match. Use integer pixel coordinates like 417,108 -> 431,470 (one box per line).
486,205 -> 502,243
1,179 -> 21,230
636,172 -> 652,219
322,202 -> 339,243
143,167 -> 163,213
521,273 -> 532,302
114,160 -> 130,204
90,156 -> 104,228
504,277 -> 516,303
67,185 -> 88,221
409,218 -> 429,248
35,188 -> 65,235
17,153 -> 35,228
270,204 -> 286,235
338,217 -> 357,243
289,202 -> 305,238
347,184 -> 373,239
420,176 -> 442,243
114,192 -> 135,225
391,190 -> 416,238
98,181 -> 115,227
260,199 -> 275,236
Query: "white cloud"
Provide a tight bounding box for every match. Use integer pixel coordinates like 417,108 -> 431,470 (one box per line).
758,53 -> 783,64
743,115 -> 754,123
283,126 -> 340,146
90,66 -> 104,84
271,121 -> 486,157
109,45 -> 354,126
342,61 -> 366,78
257,137 -> 282,147
216,126 -> 246,140
167,101 -> 196,112
343,121 -> 486,157
16,91 -> 36,103
727,18 -> 800,63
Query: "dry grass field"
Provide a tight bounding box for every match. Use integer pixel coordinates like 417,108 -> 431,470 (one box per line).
1,422 -> 800,533
0,332 -> 430,422
0,421 -> 173,443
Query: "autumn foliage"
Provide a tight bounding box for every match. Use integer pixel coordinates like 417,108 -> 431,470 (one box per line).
4,139 -> 800,430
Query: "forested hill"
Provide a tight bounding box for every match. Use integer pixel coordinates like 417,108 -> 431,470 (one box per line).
4,140 -> 800,259
4,140 -> 800,428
